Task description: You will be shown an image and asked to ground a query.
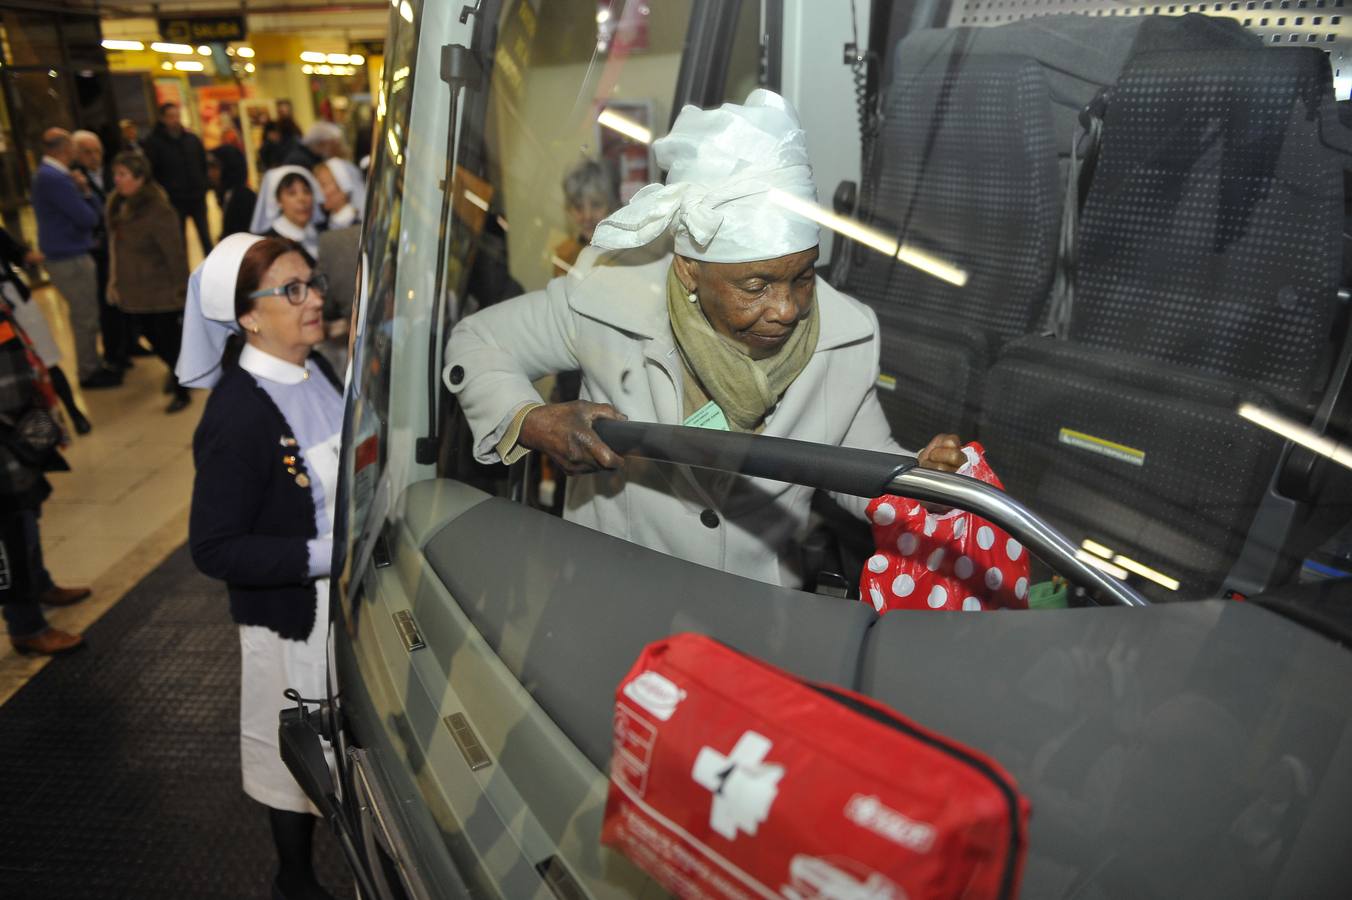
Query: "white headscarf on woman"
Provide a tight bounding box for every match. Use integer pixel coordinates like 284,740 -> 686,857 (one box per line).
589,89 -> 820,264
322,158 -> 366,223
249,165 -> 324,235
176,233 -> 262,388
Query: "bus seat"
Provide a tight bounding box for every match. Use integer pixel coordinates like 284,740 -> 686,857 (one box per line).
422,496 -> 877,769
840,51 -> 1060,449
980,48 -> 1344,600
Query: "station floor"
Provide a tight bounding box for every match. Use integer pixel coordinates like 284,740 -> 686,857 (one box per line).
0,225 -> 355,897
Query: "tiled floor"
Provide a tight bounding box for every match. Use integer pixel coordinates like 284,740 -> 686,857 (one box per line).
0,214 -> 212,703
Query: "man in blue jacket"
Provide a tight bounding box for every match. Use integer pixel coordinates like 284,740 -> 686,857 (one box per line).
31,128 -> 120,389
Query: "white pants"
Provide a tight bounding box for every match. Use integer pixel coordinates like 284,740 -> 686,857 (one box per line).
238,578 -> 333,814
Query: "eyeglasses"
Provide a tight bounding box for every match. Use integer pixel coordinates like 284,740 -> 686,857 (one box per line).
247,273 -> 329,305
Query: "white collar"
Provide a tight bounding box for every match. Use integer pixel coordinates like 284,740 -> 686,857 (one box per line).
327,204 -> 358,229
271,215 -> 317,248
240,342 -> 312,384
41,156 -> 70,175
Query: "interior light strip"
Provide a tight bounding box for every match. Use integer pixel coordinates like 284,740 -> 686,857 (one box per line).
1238,403 -> 1352,472
1112,554 -> 1180,591
1080,538 -> 1114,560
597,109 -> 653,145
101,39 -> 144,51
1075,549 -> 1129,581
462,190 -> 489,212
150,42 -> 194,54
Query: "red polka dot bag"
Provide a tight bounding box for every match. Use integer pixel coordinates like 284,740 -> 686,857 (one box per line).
861,442 -> 1030,613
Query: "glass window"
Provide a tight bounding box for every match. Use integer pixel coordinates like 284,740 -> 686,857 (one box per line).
723,0 -> 764,103
0,12 -> 61,67
8,70 -> 74,173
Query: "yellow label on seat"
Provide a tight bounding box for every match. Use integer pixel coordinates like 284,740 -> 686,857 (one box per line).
876,373 -> 897,392
1058,427 -> 1145,466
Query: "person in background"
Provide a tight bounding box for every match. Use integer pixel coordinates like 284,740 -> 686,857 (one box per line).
284,121 -> 346,170
143,102 -> 212,257
209,148 -> 257,240
0,227 -> 89,434
0,301 -> 87,656
312,160 -> 362,229
552,158 -> 619,277
72,129 -> 129,374
118,118 -> 142,154
260,170 -> 321,261
106,152 -> 191,414
31,128 -> 121,390
184,234 -> 342,900
257,121 -> 296,173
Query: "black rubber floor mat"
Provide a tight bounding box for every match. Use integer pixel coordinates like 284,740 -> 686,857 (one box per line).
0,545 -> 356,899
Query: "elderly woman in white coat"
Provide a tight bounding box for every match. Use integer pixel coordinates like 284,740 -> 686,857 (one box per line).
445,90 -> 964,587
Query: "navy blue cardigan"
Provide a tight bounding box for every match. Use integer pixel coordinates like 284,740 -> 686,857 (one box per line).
189,353 -> 342,641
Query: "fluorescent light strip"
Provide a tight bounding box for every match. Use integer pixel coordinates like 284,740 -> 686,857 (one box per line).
236,46 -> 255,58
1075,549 -> 1130,581
462,190 -> 489,212
400,0 -> 414,23
768,189 -> 899,256
1112,554 -> 1180,591
597,109 -> 653,145
1238,403 -> 1352,472
1081,538 -> 1114,559
101,39 -> 144,51
300,51 -> 327,63
897,243 -> 968,287
151,42 -> 194,55
174,60 -> 205,72
387,129 -> 400,158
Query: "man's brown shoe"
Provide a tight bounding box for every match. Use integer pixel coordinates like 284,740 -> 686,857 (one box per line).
10,628 -> 85,656
40,586 -> 91,607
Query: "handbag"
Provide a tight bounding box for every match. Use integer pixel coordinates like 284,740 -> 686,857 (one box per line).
603,633 -> 1030,900
860,442 -> 1031,613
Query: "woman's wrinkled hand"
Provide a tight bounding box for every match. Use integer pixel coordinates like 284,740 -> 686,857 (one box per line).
917,433 -> 965,473
520,401 -> 627,475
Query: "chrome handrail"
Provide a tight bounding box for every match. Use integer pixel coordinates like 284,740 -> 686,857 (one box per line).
596,421 -> 1150,607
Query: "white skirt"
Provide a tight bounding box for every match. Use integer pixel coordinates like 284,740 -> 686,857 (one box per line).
238,577 -> 333,814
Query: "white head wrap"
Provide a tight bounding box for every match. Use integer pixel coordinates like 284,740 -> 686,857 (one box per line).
590,89 -> 820,264
250,165 -> 324,234
319,157 -> 366,219
175,233 -> 263,388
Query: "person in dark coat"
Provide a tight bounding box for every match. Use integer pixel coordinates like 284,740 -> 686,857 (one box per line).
72,129 -> 129,371
106,152 -> 191,413
209,145 -> 256,240
0,302 -> 86,656
142,102 -> 212,257
183,234 -> 342,900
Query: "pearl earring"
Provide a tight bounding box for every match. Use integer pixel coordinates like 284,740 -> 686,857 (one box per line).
251,325 -> 260,334
687,290 -> 698,304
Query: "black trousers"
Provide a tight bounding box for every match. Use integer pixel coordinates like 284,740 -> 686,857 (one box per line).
91,246 -> 130,366
172,196 -> 213,257
133,310 -> 187,397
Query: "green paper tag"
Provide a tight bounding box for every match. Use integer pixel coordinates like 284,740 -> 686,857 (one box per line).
684,400 -> 731,431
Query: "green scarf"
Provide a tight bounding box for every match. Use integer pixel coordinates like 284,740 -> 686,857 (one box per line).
667,264 -> 820,432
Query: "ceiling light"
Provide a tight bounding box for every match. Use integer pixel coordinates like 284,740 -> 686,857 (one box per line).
597,108 -> 652,144
1111,554 -> 1180,592
244,63 -> 255,74
1238,403 -> 1352,471
316,64 -> 333,75
350,54 -> 365,66
160,61 -> 173,71
236,46 -> 255,58
101,39 -> 144,51
1075,549 -> 1130,582
391,65 -> 409,81
226,47 -> 236,56
1080,538 -> 1114,560
151,42 -> 194,55
400,0 -> 414,22
197,45 -> 211,56
326,52 -> 351,65
300,51 -> 327,63
174,60 -> 205,72
302,64 -> 314,74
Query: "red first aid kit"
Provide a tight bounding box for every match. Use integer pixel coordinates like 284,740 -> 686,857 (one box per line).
861,442 -> 1030,614
602,633 -> 1029,900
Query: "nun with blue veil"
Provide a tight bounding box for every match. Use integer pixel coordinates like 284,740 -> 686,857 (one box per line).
178,232 -> 343,900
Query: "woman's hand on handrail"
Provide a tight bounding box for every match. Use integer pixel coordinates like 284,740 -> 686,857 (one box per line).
520,400 -> 628,475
